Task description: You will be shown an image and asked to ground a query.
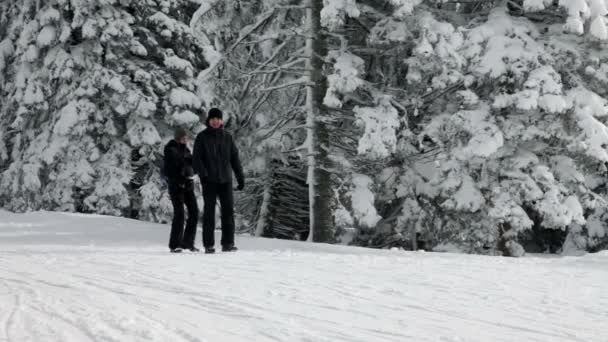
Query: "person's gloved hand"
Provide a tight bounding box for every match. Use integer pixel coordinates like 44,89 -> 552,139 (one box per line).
237,179 -> 245,191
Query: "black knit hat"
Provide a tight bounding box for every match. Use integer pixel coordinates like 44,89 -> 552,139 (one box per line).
174,127 -> 188,140
206,108 -> 223,124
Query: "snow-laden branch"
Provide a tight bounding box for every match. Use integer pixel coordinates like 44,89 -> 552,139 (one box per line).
227,10 -> 276,53
260,77 -> 311,92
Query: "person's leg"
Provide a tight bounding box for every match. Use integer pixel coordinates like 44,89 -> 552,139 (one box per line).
168,185 -> 185,250
218,182 -> 235,249
201,182 -> 218,248
181,186 -> 199,249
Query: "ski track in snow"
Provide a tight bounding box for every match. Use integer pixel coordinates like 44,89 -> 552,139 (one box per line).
0,211 -> 607,342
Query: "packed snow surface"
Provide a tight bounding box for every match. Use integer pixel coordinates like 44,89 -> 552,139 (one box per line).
0,210 -> 606,342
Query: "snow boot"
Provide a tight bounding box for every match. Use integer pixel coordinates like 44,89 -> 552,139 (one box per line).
204,247 -> 216,254
170,248 -> 183,253
222,245 -> 238,252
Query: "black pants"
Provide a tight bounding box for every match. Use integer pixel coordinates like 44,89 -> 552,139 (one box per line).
201,182 -> 235,248
168,182 -> 199,249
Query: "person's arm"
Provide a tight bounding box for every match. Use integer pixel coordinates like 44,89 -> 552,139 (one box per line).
230,135 -> 245,189
192,134 -> 207,178
164,144 -> 184,179
184,149 -> 195,179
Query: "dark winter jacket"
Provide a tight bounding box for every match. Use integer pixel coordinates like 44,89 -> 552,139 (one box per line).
163,140 -> 195,186
192,127 -> 244,185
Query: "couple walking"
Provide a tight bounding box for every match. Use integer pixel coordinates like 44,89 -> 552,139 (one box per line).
163,108 -> 245,254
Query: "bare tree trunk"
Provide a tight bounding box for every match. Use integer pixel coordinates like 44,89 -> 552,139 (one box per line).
305,0 -> 333,242
411,220 -> 418,251
255,181 -> 272,237
304,0 -> 316,242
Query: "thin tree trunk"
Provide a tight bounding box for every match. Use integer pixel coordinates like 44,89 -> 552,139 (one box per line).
411,220 -> 418,251
255,181 -> 272,237
305,0 -> 316,242
305,0 -> 333,242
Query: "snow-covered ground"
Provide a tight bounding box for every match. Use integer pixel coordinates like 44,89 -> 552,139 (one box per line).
0,210 -> 606,342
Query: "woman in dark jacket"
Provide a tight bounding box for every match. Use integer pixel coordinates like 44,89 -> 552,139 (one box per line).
163,128 -> 199,253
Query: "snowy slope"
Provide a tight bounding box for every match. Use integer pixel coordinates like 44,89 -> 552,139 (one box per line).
0,210 -> 606,342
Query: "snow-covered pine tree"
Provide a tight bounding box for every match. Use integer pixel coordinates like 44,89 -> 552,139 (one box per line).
350,0 -> 608,254
185,0 -> 608,254
199,0 -> 608,254
2,0 -> 607,255
0,0 -> 208,221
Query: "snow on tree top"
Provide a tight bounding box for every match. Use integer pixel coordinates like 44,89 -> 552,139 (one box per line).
321,0 -> 360,30
36,26 -> 57,47
169,87 -> 202,109
39,7 -> 61,26
390,0 -> 423,17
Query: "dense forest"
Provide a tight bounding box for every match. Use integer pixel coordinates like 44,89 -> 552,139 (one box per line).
2,0 -> 608,255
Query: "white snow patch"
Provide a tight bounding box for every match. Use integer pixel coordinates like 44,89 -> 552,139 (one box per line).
351,174 -> 381,228
107,77 -> 126,93
0,39 -> 14,73
0,210 -> 605,342
390,0 -> 423,17
36,25 -> 56,47
25,44 -> 39,62
127,119 -> 161,146
170,87 -> 202,109
53,101 -> 82,136
590,16 -> 608,40
456,105 -> 503,159
442,175 -> 485,212
39,7 -> 61,26
164,55 -> 194,77
321,0 -> 360,30
505,240 -> 526,257
523,0 -> 549,11
324,53 -> 365,108
354,96 -> 400,158
172,110 -> 200,125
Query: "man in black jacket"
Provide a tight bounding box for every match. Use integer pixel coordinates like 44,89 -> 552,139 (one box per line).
164,128 -> 199,253
192,108 -> 244,254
